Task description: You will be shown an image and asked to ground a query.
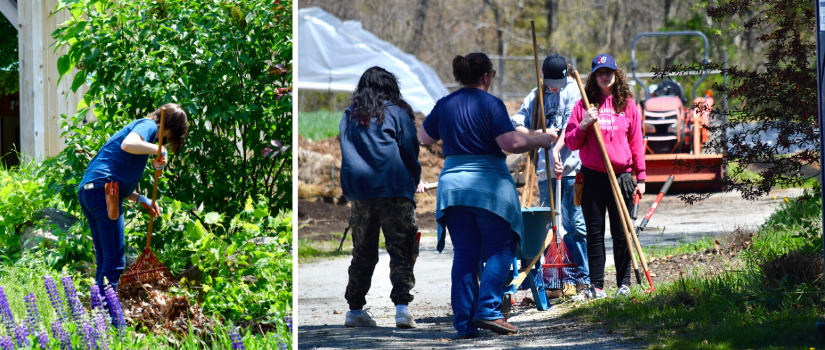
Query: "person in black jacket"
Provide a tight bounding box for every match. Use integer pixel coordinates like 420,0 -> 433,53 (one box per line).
339,66 -> 426,329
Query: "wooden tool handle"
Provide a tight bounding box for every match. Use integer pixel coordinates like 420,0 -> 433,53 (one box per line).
530,21 -> 554,214
571,71 -> 640,270
145,107 -> 165,251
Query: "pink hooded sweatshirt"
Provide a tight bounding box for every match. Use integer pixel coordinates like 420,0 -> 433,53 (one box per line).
564,94 -> 646,180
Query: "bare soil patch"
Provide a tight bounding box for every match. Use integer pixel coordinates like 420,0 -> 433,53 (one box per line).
298,200 -> 438,239
645,228 -> 755,283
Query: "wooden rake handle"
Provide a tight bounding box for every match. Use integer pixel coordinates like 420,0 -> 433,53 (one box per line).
570,71 -> 643,271
145,107 -> 165,251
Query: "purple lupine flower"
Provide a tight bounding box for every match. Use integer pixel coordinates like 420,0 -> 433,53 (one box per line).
284,315 -> 292,333
278,342 -> 288,350
14,323 -> 30,348
61,275 -> 85,321
44,275 -> 66,321
90,285 -> 103,310
81,319 -> 97,350
230,329 -> 245,350
37,330 -> 49,349
23,293 -> 49,348
24,293 -> 42,334
52,320 -> 70,350
103,285 -> 125,333
0,286 -> 15,334
93,311 -> 109,350
0,336 -> 12,350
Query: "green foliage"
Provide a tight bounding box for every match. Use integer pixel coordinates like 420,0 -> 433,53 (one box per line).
176,196 -> 292,322
119,195 -> 293,323
49,0 -> 293,216
569,191 -> 825,349
758,183 -> 822,256
0,14 -> 18,96
0,160 -> 61,263
298,110 -> 344,142
0,161 -> 292,326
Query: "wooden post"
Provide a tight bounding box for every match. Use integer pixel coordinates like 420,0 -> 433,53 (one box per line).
19,0 -> 45,162
0,0 -> 17,30
18,0 -> 84,162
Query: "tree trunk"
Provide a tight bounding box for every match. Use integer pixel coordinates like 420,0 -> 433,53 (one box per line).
483,0 -> 503,96
545,0 -> 557,42
407,0 -> 429,53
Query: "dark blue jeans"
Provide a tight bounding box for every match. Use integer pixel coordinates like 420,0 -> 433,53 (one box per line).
445,206 -> 517,336
79,188 -> 125,290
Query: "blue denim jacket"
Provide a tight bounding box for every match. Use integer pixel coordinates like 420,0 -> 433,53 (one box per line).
435,155 -> 523,253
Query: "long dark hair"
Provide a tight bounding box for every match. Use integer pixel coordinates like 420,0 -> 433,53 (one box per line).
349,67 -> 414,126
146,103 -> 189,153
452,53 -> 493,86
584,67 -> 634,115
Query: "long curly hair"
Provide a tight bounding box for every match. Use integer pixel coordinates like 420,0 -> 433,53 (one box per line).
146,103 -> 188,153
584,67 -> 634,115
349,67 -> 414,126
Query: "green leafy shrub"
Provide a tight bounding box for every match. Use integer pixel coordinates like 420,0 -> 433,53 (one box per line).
0,161 -> 62,263
131,196 -> 293,323
48,0 -> 293,217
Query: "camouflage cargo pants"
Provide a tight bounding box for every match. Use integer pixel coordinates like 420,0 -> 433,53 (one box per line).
345,197 -> 419,310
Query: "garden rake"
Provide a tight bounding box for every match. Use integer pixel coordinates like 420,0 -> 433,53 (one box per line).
119,107 -> 176,290
541,174 -> 577,285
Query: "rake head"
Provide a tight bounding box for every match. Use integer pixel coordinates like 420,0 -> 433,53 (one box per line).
119,247 -> 176,291
541,230 -> 577,287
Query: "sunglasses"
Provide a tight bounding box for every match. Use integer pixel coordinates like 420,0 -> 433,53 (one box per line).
594,70 -> 615,78
488,70 -> 496,78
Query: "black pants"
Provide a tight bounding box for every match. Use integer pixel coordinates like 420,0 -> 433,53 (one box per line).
580,166 -> 635,289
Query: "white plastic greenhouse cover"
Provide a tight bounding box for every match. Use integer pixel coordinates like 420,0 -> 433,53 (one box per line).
297,7 -> 449,115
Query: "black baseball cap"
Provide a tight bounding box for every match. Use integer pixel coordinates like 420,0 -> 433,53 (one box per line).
542,53 -> 568,89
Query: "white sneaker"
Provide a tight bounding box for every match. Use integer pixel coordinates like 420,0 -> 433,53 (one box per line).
571,286 -> 607,302
615,285 -> 631,298
344,310 -> 377,327
395,309 -> 417,328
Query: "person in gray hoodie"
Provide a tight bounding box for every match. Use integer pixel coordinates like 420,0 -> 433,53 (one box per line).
511,54 -> 589,298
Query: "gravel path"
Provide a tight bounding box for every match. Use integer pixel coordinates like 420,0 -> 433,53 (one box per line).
298,235 -> 641,349
297,188 -> 803,349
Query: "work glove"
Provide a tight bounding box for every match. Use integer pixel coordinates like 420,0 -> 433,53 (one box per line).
138,195 -> 161,217
152,146 -> 168,170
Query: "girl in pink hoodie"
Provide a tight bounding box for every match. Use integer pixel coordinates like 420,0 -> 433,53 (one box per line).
564,54 -> 645,301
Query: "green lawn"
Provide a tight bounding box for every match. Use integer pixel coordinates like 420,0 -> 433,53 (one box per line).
299,110 -> 344,142
566,187 -> 825,349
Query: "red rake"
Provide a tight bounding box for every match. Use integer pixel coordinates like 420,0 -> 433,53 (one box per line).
541,175 -> 577,283
119,107 -> 176,290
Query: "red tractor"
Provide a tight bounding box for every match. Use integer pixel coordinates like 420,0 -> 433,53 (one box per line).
631,31 -> 723,192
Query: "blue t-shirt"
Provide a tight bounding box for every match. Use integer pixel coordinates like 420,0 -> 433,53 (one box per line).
422,88 -> 515,158
79,119 -> 158,197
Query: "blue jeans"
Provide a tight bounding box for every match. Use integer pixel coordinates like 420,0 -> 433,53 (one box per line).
444,206 -> 517,336
79,188 -> 125,290
538,177 -> 589,285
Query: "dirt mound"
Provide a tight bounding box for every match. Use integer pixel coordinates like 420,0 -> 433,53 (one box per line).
298,200 -> 438,238
297,113 -> 447,211
119,276 -> 212,335
297,200 -> 352,240
299,135 -> 342,161
646,228 -> 757,283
